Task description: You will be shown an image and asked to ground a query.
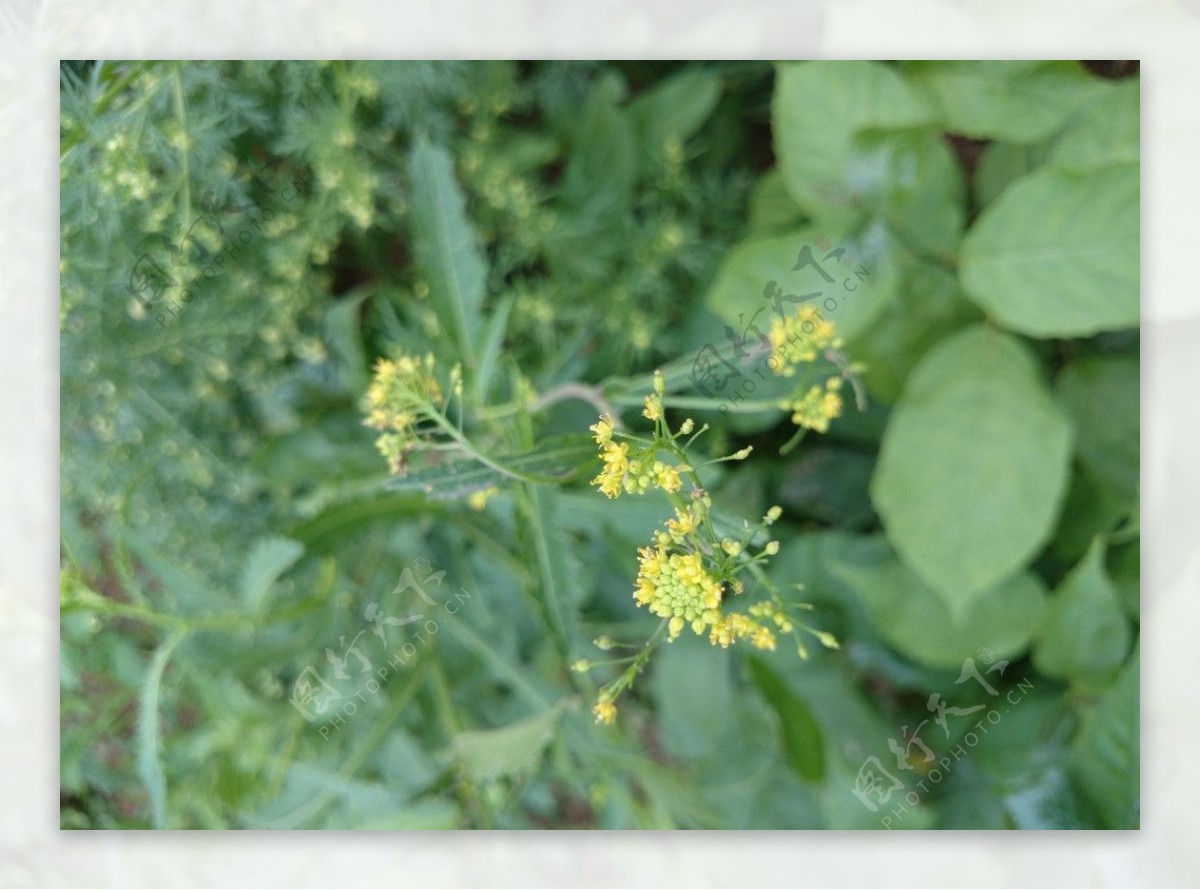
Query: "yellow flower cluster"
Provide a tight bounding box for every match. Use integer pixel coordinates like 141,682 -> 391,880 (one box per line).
363,354 -> 443,474
768,305 -> 842,377
709,601 -> 795,651
590,413 -> 684,498
634,542 -> 724,641
784,377 -> 844,433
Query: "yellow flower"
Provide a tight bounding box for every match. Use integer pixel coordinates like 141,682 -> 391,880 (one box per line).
590,414 -> 614,446
653,460 -> 682,493
467,487 -> 498,511
786,377 -> 844,433
709,612 -> 776,651
592,697 -> 617,725
592,441 -> 630,498
362,353 -> 444,475
643,394 -> 663,422
769,306 -> 842,376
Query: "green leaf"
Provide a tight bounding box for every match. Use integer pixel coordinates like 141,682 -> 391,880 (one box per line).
1033,540 -> 1131,684
747,657 -> 827,782
324,287 -> 371,394
846,128 -> 967,258
408,134 -> 487,368
451,703 -> 565,784
1048,79 -> 1139,173
1107,540 -> 1140,620
238,537 -> 304,613
564,72 -> 636,210
1055,354 -> 1140,505
830,541 -> 1048,670
774,61 -> 932,223
1069,648 -> 1139,828
871,325 -> 1073,608
903,61 -> 1111,143
627,68 -> 722,152
383,434 -> 595,499
1050,465 -> 1129,565
137,630 -> 187,828
473,293 -> 514,403
747,168 -> 806,234
289,493 -> 436,553
960,165 -> 1139,338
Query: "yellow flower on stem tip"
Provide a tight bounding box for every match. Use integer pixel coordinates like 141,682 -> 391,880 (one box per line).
593,697 -> 617,725
786,377 -> 844,433
643,394 -> 663,422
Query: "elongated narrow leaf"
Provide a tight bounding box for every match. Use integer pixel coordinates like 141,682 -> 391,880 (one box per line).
408,134 -> 486,367
238,537 -> 304,613
747,657 -> 827,782
385,434 -> 595,500
138,630 -> 187,829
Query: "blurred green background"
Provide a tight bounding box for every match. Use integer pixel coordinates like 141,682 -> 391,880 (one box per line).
60,60 -> 1139,829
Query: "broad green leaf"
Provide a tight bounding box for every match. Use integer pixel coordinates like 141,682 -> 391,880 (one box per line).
451,703 -> 565,784
903,61 -> 1111,143
1033,540 -> 1131,684
1069,648 -> 1139,828
408,134 -> 487,368
872,325 -> 1072,607
774,61 -> 932,223
747,657 -> 827,782
627,68 -> 721,153
383,434 -> 595,499
830,543 -> 1048,670
1049,79 -> 1139,173
1055,354 -> 1140,505
238,537 -> 304,613
960,165 -> 1139,338
651,638 -> 737,760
